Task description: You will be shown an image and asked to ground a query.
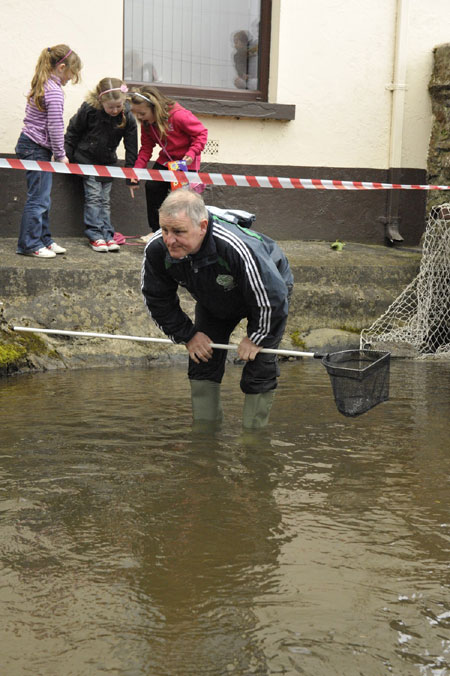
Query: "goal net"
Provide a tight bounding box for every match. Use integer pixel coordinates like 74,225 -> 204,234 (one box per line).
360,204 -> 450,356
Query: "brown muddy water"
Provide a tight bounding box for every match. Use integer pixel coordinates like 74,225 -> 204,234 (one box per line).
0,358 -> 449,676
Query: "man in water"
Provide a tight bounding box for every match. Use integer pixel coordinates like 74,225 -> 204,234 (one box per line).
141,189 -> 293,429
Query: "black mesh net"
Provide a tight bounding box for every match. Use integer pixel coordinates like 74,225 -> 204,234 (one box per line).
321,350 -> 390,417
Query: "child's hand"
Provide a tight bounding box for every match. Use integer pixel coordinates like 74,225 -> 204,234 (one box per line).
129,178 -> 139,198
182,155 -> 193,166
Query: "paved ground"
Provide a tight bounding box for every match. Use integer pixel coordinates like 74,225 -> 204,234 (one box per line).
0,236 -> 146,271
0,236 -> 421,280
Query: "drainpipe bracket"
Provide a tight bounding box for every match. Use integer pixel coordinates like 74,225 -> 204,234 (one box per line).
385,83 -> 408,91
378,216 -> 405,246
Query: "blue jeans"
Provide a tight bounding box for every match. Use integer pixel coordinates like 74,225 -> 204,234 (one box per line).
83,176 -> 113,242
15,133 -> 53,253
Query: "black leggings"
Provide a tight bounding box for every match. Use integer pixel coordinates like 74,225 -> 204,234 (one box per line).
145,161 -> 198,232
145,162 -> 171,232
187,304 -> 284,395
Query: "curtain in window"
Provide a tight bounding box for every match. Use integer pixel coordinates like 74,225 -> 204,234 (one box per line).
124,0 -> 261,91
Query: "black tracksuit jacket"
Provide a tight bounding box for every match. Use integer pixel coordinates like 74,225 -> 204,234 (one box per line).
141,214 -> 293,347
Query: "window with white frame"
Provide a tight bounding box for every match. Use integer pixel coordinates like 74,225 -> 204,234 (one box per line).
123,0 -> 271,101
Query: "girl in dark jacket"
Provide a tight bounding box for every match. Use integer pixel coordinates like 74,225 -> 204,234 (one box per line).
65,78 -> 138,252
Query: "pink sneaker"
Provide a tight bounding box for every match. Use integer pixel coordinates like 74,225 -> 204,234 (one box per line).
89,239 -> 108,252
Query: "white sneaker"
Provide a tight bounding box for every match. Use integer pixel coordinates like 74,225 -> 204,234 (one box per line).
139,233 -> 153,243
47,242 -> 66,254
24,247 -> 56,259
106,240 -> 120,252
89,239 -> 108,252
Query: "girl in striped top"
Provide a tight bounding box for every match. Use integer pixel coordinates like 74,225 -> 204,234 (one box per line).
16,44 -> 82,258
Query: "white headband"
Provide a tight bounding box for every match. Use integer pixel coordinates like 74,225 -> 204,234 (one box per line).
131,91 -> 153,104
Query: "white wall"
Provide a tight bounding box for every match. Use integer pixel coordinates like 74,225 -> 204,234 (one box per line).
403,0 -> 450,168
0,0 -> 123,153
207,0 -> 450,170
2,0 -> 450,172
266,0 -> 396,168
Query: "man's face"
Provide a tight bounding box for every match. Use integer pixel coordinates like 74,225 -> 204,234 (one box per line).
160,211 -> 207,259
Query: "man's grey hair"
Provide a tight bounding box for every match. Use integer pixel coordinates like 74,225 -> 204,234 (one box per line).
159,188 -> 208,226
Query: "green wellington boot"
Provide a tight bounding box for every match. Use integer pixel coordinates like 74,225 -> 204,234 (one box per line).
190,380 -> 223,422
242,391 -> 274,429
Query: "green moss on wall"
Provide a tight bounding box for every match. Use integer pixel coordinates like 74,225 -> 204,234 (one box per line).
15,332 -> 48,355
0,327 -> 59,375
338,324 -> 361,334
290,330 -> 307,350
0,342 -> 27,366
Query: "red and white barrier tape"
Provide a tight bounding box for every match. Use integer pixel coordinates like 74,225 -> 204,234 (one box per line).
1,157 -> 449,191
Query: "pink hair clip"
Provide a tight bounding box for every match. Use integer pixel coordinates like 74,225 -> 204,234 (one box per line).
99,84 -> 129,97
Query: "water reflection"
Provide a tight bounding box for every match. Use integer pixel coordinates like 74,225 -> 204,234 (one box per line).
0,360 -> 449,675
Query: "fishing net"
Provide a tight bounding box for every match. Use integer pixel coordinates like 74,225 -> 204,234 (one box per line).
321,350 -> 390,417
360,204 -> 450,356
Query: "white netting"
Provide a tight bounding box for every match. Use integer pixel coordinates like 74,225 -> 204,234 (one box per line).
360,204 -> 450,356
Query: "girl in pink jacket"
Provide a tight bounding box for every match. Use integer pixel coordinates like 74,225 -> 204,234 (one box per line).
129,86 -> 208,232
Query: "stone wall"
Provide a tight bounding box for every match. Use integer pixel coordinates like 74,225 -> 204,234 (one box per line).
427,42 -> 450,213
0,238 -> 421,375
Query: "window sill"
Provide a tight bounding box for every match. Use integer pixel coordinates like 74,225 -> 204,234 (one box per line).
176,97 -> 295,121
